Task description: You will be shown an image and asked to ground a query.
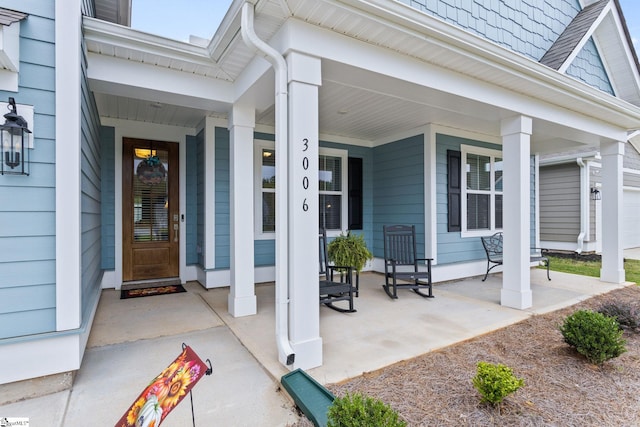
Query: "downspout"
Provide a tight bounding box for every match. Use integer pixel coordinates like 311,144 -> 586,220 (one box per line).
576,158 -> 587,254
241,2 -> 295,365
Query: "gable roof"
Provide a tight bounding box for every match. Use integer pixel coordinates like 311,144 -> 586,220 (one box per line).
540,0 -> 609,71
539,0 -> 640,105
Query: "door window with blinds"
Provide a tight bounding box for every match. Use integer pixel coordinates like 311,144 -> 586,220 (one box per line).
461,145 -> 503,237
133,149 -> 169,241
255,141 -> 347,237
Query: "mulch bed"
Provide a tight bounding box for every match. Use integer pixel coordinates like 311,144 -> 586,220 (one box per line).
289,285 -> 640,426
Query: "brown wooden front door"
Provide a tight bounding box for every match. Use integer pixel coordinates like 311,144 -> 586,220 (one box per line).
123,138 -> 179,282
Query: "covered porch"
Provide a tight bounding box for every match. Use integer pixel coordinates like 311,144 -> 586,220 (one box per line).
81,0 -> 636,373
1,268 -> 629,424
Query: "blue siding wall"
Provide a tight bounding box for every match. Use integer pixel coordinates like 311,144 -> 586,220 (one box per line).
196,129 -> 205,267
372,136 -> 425,258
436,133 -> 537,265
80,39 -> 103,317
399,0 -> 581,61
399,0 -> 611,94
566,38 -> 614,94
100,126 -> 115,269
185,134 -> 198,265
215,127 -> 230,269
0,2 -> 56,339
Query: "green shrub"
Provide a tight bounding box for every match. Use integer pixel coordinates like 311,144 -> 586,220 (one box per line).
597,302 -> 640,333
472,361 -> 524,405
327,392 -> 406,427
559,309 -> 627,364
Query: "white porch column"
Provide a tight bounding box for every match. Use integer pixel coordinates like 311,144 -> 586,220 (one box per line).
287,52 -> 323,369
500,115 -> 533,309
600,140 -> 625,283
227,104 -> 257,317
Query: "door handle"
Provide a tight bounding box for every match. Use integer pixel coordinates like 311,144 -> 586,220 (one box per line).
173,223 -> 179,242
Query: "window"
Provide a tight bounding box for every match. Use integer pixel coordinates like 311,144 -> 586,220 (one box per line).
254,141 -> 348,238
461,145 -> 502,236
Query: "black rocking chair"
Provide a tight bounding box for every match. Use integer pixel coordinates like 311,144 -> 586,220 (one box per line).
383,224 -> 434,299
319,228 -> 357,313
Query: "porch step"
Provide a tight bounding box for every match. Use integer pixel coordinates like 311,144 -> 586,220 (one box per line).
121,278 -> 181,290
281,369 -> 335,427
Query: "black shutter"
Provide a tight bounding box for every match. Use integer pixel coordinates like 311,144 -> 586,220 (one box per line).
447,150 -> 461,232
348,157 -> 363,230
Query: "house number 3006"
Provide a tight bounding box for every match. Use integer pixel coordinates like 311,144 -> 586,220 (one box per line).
302,138 -> 309,212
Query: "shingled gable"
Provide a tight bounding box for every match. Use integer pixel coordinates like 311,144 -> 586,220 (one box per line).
539,0 -> 609,71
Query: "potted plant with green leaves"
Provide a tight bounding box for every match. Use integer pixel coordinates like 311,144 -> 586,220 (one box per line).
327,230 -> 373,273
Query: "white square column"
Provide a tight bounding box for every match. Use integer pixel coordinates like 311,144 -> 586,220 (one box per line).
287,52 -> 323,370
228,104 -> 257,317
600,140 -> 625,283
500,116 -> 533,309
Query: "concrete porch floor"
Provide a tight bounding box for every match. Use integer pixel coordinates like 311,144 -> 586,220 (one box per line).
0,268 -> 630,426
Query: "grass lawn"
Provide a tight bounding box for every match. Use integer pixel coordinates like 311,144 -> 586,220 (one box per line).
546,255 -> 640,284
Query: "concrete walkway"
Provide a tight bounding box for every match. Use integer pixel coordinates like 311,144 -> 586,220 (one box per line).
0,269 -> 631,425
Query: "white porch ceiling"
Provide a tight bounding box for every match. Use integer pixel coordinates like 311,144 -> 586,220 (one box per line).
84,0 -> 640,153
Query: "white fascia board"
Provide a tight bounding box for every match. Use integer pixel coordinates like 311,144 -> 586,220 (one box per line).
82,16 -> 215,66
86,53 -> 234,109
558,0 -> 613,73
275,19 -> 630,141
539,151 -> 600,165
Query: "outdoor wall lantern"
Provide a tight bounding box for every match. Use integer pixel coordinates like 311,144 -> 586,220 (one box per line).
591,187 -> 601,201
1,97 -> 32,175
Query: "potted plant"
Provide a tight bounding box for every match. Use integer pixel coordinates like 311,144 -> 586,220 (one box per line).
327,230 -> 373,272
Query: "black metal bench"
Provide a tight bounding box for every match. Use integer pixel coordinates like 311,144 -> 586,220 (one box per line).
480,232 -> 550,281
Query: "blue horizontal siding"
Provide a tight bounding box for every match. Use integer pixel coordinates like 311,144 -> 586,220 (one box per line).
196,129 -> 205,267
100,126 -> 115,270
0,260 -> 54,288
255,240 -> 275,266
372,135 -> 425,258
0,309 -> 56,339
186,134 -> 198,265
0,284 -> 55,314
0,0 -> 57,339
215,127 -> 231,269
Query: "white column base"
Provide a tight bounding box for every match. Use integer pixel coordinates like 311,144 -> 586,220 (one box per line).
291,337 -> 323,370
228,294 -> 257,317
600,268 -> 625,284
501,287 -> 533,310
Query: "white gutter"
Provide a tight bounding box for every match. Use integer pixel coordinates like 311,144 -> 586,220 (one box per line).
240,1 -> 295,366
576,157 -> 588,254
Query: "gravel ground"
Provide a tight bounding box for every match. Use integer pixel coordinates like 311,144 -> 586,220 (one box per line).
290,285 -> 640,426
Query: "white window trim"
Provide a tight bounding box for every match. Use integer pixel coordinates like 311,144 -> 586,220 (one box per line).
253,140 -> 348,239
460,144 -> 503,238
